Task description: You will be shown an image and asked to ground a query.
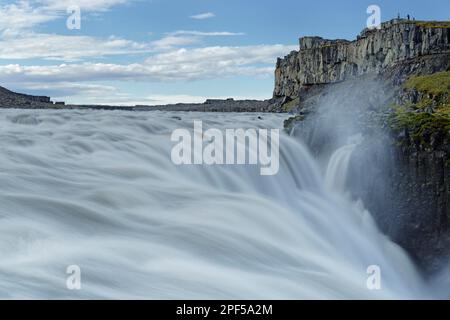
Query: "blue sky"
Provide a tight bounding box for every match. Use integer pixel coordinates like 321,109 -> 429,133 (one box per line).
0,0 -> 449,105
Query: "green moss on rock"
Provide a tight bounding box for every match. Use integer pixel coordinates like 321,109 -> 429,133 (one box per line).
413,21 -> 450,29
403,71 -> 450,97
390,106 -> 450,146
281,97 -> 300,112
390,72 -> 450,148
284,114 -> 305,132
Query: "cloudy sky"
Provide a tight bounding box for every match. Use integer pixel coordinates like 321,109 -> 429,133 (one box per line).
0,0 -> 448,105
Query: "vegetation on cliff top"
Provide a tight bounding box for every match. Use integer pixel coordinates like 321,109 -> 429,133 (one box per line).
413,20 -> 450,29
390,71 -> 450,149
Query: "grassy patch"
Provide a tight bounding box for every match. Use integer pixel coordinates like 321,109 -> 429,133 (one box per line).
413,21 -> 450,29
281,97 -> 299,112
390,72 -> 450,148
403,71 -> 450,97
390,105 -> 450,147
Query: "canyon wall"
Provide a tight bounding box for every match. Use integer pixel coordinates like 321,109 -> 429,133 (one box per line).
0,86 -> 53,108
274,19 -> 450,100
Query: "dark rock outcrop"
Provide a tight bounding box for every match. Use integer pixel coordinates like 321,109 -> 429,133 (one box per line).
0,86 -> 54,108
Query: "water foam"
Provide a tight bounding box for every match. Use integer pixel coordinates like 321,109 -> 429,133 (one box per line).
0,109 -> 430,299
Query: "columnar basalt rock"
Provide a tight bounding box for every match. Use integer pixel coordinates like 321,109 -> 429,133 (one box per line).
274,19 -> 450,100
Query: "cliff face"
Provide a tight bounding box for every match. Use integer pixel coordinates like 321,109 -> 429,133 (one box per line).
274,19 -> 450,100
278,19 -> 450,273
0,86 -> 53,108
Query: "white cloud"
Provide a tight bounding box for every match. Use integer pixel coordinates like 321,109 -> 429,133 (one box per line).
170,30 -> 245,37
145,45 -> 296,76
0,33 -> 151,60
0,1 -> 246,60
0,1 -> 57,33
151,30 -> 245,50
0,2 -> 248,61
37,0 -> 133,12
0,44 -> 296,84
0,27 -> 248,60
22,81 -> 118,96
0,0 -> 135,35
151,35 -> 201,50
190,12 -> 215,20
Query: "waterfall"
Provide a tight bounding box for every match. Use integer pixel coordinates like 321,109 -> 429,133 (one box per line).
0,109 -> 432,299
325,134 -> 363,193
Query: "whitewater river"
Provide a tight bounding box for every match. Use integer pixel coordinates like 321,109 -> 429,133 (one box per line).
0,109 -> 436,299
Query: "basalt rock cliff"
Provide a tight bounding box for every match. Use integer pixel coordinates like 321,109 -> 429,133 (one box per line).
0,86 -> 55,108
275,19 -> 450,273
274,19 -> 450,103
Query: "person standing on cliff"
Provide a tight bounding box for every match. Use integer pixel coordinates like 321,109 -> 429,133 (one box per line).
407,14 -> 410,20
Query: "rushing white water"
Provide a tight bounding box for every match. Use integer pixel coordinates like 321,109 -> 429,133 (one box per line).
0,109 -> 432,299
